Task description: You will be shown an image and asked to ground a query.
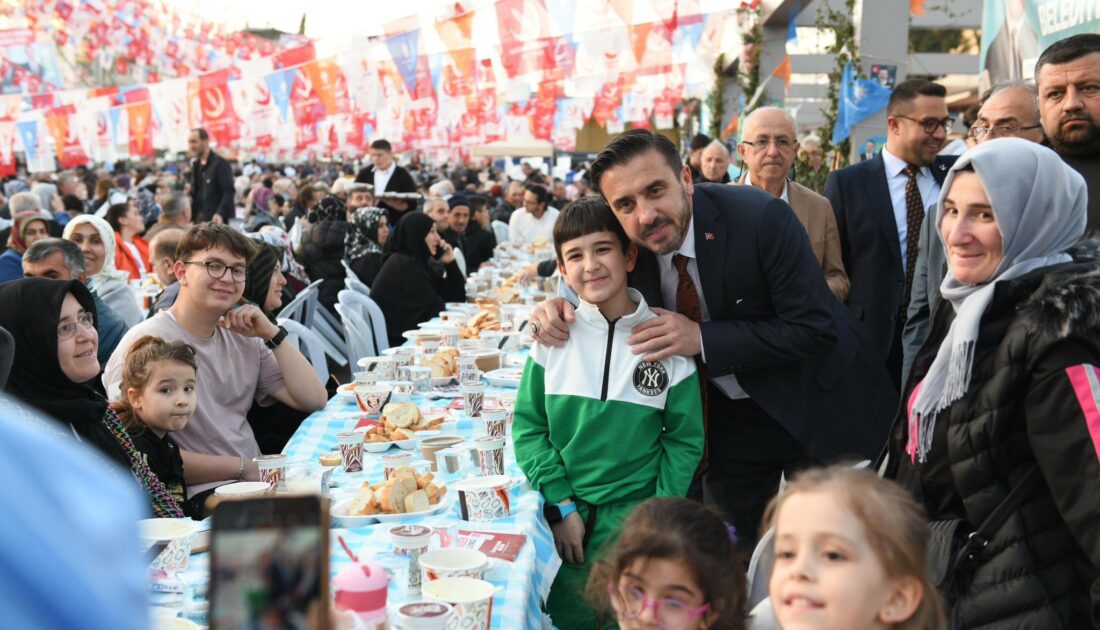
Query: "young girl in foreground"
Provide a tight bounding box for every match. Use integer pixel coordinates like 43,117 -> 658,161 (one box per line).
587,497 -> 747,630
111,335 -> 199,518
766,466 -> 945,629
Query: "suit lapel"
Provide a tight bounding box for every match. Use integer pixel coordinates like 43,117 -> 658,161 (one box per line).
692,190 -> 727,319
867,154 -> 902,266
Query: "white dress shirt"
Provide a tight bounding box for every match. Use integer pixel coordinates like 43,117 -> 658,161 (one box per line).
373,161 -> 396,194
881,147 -> 940,273
508,207 -> 559,245
743,172 -> 789,203
658,216 -> 749,399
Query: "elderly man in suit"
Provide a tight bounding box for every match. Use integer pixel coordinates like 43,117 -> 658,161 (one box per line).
528,130 -> 896,554
736,107 -> 849,301
825,79 -> 958,388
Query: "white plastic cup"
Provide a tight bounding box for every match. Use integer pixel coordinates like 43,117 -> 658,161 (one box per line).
473,435 -> 506,476
337,431 -> 364,473
418,548 -> 489,586
253,454 -> 287,488
477,410 -> 507,438
390,525 -> 433,594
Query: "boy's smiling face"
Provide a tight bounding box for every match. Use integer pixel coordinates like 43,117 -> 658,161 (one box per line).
558,230 -> 637,309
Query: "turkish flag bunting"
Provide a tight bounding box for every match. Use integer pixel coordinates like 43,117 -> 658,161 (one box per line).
127,101 -> 154,158
197,69 -> 240,146
44,105 -> 89,168
496,0 -> 551,78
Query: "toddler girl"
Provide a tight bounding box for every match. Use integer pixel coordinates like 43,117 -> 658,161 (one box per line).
588,497 -> 747,630
765,465 -> 945,629
111,335 -> 199,518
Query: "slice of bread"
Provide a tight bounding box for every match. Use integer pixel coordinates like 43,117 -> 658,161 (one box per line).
348,483 -> 375,515
404,489 -> 429,513
389,476 -> 417,513
384,402 -> 420,428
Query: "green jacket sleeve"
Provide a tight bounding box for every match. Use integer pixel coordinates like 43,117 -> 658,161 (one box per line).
511,355 -> 574,504
656,371 -> 705,498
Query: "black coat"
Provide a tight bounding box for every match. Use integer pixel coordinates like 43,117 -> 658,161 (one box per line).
190,150 -> 235,223
296,220 -> 347,313
371,252 -> 465,347
886,252 -> 1100,628
462,223 -> 496,274
354,164 -> 418,224
349,252 -> 383,287
824,154 -> 956,368
629,183 -> 897,463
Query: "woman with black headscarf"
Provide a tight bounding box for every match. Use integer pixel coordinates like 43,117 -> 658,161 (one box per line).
241,242 -> 309,454
371,211 -> 465,347
345,206 -> 389,286
0,278 -> 184,517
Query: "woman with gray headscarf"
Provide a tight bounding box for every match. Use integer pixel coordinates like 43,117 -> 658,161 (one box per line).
344,206 -> 389,286
883,138 -> 1100,628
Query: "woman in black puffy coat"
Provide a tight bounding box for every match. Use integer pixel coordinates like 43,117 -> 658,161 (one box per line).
884,139 -> 1100,628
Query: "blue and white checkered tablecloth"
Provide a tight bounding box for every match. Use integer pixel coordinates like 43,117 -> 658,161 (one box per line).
287,382 -> 560,630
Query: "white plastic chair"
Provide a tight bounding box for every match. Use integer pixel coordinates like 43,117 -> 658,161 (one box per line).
491,220 -> 509,244
338,289 -> 389,356
341,260 -> 371,295
277,318 -> 329,384
746,526 -> 775,610
276,279 -> 348,367
335,303 -> 377,367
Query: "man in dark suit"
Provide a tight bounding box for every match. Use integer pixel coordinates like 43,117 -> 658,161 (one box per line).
354,139 -> 418,225
529,130 -> 897,553
187,128 -> 235,224
825,79 -> 957,388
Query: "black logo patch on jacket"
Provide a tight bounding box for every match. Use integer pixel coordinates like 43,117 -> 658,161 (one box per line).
633,361 -> 669,396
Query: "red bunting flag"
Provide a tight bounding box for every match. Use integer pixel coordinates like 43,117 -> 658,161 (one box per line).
0,120 -> 15,177
44,105 -> 89,169
197,69 -> 240,146
127,101 -> 154,158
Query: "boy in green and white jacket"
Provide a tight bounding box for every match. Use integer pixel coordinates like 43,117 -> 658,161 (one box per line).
512,196 -> 704,630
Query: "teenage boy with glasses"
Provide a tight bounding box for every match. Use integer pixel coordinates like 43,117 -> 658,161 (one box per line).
103,223 -> 327,506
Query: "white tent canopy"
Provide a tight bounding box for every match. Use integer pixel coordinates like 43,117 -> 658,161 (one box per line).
471,140 -> 555,158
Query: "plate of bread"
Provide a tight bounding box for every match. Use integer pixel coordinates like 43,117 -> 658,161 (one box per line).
420,347 -> 459,385
361,403 -> 448,451
459,308 -> 501,339
333,467 -> 450,526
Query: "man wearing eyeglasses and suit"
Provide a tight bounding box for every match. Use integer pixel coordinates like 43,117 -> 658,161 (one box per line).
825,79 -> 958,388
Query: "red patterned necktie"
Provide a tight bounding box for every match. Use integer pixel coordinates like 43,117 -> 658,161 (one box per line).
902,165 -> 925,306
673,253 -> 708,479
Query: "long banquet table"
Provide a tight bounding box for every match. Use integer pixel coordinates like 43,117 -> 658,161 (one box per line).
156,341 -> 560,630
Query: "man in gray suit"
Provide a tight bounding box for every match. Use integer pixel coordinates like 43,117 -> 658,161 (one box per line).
901,82 -> 1045,383
983,0 -> 1040,85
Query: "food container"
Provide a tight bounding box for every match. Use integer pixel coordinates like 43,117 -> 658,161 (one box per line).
472,435 -> 506,476
253,454 -> 287,488
394,601 -> 455,629
420,436 -> 465,472
381,452 -> 414,480
455,476 -> 513,521
139,518 -> 198,577
337,431 -> 364,473
460,382 -> 486,418
418,548 -> 489,585
422,577 -> 496,630
390,525 -> 433,594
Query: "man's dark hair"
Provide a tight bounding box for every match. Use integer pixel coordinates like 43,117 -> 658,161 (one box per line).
524,183 -> 550,206
886,79 -> 947,116
176,222 -> 257,264
690,133 -> 712,152
104,203 -> 130,233
467,194 -> 489,213
1036,33 -> 1100,80
61,194 -> 83,214
191,128 -> 209,141
588,129 -> 683,195
23,238 -> 85,277
369,139 -> 393,152
553,195 -> 631,263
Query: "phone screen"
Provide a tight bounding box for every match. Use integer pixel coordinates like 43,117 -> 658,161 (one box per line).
209,495 -> 330,630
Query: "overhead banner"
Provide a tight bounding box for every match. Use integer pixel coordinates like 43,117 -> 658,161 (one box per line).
980,0 -> 1100,90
